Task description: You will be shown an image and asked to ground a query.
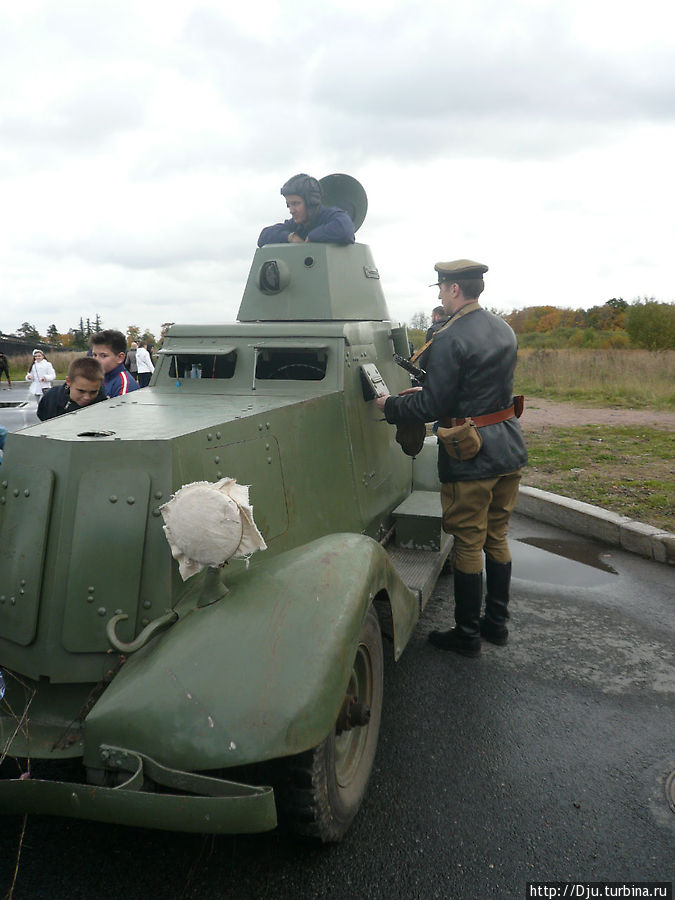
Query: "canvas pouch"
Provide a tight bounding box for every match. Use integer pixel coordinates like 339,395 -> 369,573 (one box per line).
436,420 -> 483,461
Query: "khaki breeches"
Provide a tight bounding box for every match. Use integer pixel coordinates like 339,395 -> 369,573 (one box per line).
440,471 -> 522,573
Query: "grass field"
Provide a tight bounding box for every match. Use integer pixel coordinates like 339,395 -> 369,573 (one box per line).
522,424 -> 673,532
516,348 -> 674,408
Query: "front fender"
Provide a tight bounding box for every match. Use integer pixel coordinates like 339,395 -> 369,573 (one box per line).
83,533 -> 418,772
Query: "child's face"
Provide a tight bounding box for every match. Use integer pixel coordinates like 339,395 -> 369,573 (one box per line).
67,375 -> 102,406
91,346 -> 125,374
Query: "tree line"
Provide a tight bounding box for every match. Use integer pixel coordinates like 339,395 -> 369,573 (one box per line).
408,297 -> 674,351
3,317 -> 176,351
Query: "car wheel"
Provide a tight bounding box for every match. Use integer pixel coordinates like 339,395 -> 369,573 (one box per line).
277,604 -> 384,842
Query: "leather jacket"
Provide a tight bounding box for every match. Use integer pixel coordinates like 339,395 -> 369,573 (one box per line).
385,304 -> 528,482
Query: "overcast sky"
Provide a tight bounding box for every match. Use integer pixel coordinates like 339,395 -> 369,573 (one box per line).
2,0 -> 674,341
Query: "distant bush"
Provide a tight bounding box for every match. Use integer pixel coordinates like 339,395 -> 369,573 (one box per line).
517,327 -> 629,350
625,299 -> 675,350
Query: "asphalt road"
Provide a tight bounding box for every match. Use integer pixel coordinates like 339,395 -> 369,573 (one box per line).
1,501 -> 673,900
0,383 -> 40,435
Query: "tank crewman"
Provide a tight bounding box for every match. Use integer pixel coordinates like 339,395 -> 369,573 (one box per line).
257,174 -> 355,247
375,260 -> 528,657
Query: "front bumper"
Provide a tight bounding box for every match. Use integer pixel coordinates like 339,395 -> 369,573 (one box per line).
0,745 -> 277,834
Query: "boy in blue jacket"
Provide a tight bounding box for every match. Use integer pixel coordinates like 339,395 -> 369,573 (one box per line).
90,330 -> 140,398
258,174 -> 355,247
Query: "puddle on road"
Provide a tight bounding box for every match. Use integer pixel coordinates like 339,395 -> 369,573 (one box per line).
513,536 -> 618,587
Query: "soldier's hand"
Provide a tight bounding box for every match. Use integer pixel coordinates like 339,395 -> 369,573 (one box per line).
398,386 -> 423,396
375,395 -> 389,411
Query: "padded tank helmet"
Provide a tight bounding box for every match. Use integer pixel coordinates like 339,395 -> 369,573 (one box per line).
280,173 -> 323,211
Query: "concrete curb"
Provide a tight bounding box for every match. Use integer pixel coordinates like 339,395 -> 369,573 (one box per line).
516,485 -> 675,566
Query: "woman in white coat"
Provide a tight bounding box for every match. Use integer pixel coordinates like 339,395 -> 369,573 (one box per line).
26,349 -> 56,400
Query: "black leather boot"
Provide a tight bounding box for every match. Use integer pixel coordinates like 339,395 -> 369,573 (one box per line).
480,558 -> 511,645
429,570 -> 482,657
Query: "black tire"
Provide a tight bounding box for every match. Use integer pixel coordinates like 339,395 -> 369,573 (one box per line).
277,605 -> 384,843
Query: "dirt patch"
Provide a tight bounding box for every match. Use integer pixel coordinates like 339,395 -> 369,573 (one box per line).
521,397 -> 675,431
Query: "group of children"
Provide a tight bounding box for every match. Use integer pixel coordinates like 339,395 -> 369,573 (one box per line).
32,329 -> 145,422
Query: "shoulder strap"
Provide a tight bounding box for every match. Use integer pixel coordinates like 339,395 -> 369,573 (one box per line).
410,302 -> 480,364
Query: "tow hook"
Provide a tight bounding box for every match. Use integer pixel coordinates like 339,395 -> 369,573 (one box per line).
335,694 -> 371,734
106,610 -> 179,653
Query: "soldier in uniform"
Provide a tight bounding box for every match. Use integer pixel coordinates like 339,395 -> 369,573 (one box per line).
376,260 -> 527,657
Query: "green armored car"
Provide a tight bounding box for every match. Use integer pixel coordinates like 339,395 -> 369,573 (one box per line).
0,176 -> 450,842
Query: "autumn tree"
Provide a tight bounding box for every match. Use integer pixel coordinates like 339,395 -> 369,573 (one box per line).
126,325 -> 141,344
158,322 -> 175,348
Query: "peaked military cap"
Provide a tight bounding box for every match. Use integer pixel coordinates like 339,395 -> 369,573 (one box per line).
430,259 -> 488,286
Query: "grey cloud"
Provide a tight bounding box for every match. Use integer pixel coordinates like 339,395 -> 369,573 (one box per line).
0,78 -> 148,154
26,221 -> 252,272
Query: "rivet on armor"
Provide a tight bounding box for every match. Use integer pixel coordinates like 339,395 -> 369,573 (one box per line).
258,423 -> 263,431
207,433 -> 213,441
127,497 -> 135,505
143,600 -> 152,609
97,607 -> 107,617
141,618 -> 149,626
0,497 -> 5,504
87,596 -> 94,603
216,432 -> 221,439
214,456 -> 220,464
110,495 -> 118,503
13,489 -> 19,497
267,457 -> 272,464
24,489 -> 30,497
1,480 -> 7,488
88,586 -> 95,592
10,597 -> 16,605
154,491 -> 163,499
152,508 -> 161,517
0,596 -> 5,603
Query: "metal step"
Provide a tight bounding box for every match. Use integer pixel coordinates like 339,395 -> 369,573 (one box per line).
386,531 -> 452,610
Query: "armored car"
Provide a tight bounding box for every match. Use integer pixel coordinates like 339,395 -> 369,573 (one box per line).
0,176 -> 450,841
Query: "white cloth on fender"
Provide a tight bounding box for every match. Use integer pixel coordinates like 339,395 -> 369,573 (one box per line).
159,478 -> 267,580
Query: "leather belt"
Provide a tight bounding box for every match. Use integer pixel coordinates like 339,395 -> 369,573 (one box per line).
439,405 -> 515,428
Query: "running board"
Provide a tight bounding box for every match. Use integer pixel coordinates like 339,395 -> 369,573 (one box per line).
387,491 -> 452,610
